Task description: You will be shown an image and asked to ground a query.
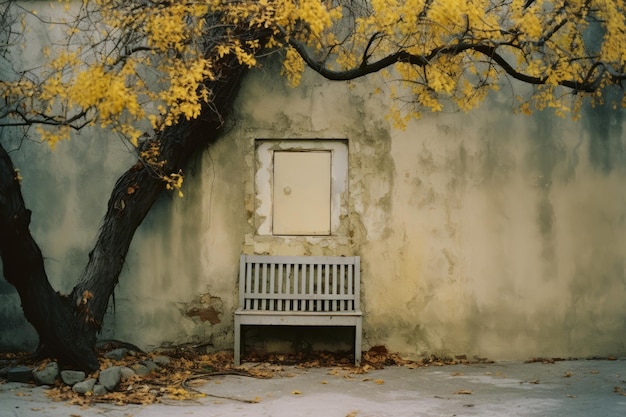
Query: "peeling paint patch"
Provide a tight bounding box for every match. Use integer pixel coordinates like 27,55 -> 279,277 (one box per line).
185,306 -> 221,324
182,294 -> 223,325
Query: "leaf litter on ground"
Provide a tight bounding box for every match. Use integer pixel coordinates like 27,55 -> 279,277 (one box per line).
1,344 -> 492,407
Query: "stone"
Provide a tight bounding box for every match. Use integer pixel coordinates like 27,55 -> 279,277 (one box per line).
0,365 -> 10,380
152,355 -> 171,366
93,383 -> 108,396
120,366 -> 135,381
140,360 -> 159,372
104,348 -> 128,360
33,362 -> 59,385
7,366 -> 34,383
130,363 -> 150,376
61,370 -> 86,386
72,378 -> 96,394
98,366 -> 121,391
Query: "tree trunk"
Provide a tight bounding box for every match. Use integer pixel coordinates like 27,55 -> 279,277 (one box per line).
0,57 -> 248,372
0,144 -> 101,371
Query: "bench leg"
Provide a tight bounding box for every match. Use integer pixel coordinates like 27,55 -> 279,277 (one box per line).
355,319 -> 362,366
234,316 -> 241,366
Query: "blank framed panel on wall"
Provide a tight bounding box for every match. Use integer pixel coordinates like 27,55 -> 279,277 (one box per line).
272,151 -> 331,235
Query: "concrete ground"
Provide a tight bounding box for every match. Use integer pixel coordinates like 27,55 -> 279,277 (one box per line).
0,359 -> 624,416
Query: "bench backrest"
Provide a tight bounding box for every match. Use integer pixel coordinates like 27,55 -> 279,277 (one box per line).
239,255 -> 361,312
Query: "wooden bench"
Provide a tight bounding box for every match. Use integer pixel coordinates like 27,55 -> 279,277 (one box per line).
234,254 -> 362,366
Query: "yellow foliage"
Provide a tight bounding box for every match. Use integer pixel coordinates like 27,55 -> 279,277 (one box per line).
282,46 -> 305,86
4,0 -> 626,162
35,125 -> 71,149
332,0 -> 626,119
165,171 -> 185,198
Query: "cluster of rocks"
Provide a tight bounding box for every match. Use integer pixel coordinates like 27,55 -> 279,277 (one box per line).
2,348 -> 171,396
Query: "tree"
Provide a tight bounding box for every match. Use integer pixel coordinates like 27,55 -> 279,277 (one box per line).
1,0 -> 625,372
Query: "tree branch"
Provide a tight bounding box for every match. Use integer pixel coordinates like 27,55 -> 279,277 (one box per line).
0,109 -> 92,130
69,48 -> 251,334
290,35 -> 620,93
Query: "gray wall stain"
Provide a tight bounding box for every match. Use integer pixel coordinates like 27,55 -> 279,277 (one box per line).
584,93 -> 625,174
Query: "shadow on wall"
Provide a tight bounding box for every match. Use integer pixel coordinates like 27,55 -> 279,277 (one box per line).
583,90 -> 625,174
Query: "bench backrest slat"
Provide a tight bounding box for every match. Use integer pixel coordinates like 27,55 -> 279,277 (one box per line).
239,255 -> 360,312
260,263 -> 266,311
253,265 -> 260,310
285,264 -> 292,311
277,264 -> 283,311
347,264 -> 353,311
316,265 -> 323,312
307,265 -> 314,311
268,265 -> 275,311
339,264 -> 345,311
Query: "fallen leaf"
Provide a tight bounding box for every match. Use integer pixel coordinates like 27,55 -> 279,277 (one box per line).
566,394 -> 576,398
346,411 -> 359,417
451,372 -> 464,376
563,372 -> 573,378
320,380 -> 328,384
455,390 -> 472,395
374,379 -> 385,385
292,390 -> 302,395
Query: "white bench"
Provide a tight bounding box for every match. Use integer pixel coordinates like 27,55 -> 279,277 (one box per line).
234,254 -> 362,366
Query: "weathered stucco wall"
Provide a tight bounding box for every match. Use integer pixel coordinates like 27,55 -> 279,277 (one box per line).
224,67 -> 626,360
1,5 -> 625,358
102,65 -> 626,359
